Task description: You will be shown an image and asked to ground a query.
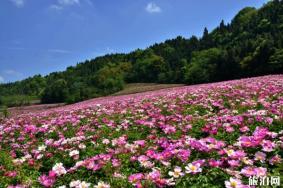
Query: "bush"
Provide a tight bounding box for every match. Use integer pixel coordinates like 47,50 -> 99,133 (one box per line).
41,79 -> 69,104
184,48 -> 223,84
92,65 -> 126,94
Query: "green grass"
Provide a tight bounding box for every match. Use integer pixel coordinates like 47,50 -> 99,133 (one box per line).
0,95 -> 39,108
112,83 -> 185,96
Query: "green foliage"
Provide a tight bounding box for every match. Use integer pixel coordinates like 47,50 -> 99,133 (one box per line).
65,82 -> 98,104
0,106 -> 9,118
0,0 -> 283,105
0,95 -> 38,107
268,48 -> 283,72
0,75 -> 46,97
41,79 -> 69,103
128,50 -> 167,83
240,39 -> 275,75
184,48 -> 223,84
231,7 -> 257,32
0,150 -> 40,186
92,65 -> 124,91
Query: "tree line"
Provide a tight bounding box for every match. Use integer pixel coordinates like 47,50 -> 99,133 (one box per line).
0,0 -> 282,106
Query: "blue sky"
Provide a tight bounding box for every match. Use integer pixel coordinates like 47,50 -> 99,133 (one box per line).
0,0 -> 268,83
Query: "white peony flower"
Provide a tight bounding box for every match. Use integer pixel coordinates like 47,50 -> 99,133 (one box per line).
36,154 -> 44,160
52,163 -> 67,176
94,181 -> 110,188
78,143 -> 86,149
185,163 -> 202,174
168,166 -> 184,178
38,145 -> 47,152
102,139 -> 110,145
58,186 -> 66,188
69,150 -> 80,157
70,180 -> 91,188
70,180 -> 81,187
225,177 -> 242,188
78,181 -> 91,188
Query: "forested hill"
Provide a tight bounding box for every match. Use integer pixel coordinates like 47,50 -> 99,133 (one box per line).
0,0 -> 283,105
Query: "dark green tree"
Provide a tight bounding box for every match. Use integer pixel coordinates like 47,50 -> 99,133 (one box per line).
41,79 -> 69,103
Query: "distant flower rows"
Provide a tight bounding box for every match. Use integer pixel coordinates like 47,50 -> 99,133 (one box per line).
0,75 -> 282,187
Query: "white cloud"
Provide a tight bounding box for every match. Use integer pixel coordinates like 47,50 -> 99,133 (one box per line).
50,4 -> 63,11
146,2 -> 161,13
3,70 -> 23,77
58,0 -> 80,6
84,0 -> 93,6
47,49 -> 71,54
10,0 -> 25,8
0,76 -> 4,83
50,0 -> 80,10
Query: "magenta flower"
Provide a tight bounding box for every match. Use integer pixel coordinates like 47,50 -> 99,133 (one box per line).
128,173 -> 144,184
269,155 -> 282,165
38,174 -> 56,187
254,151 -> 266,163
4,171 -> 17,177
261,140 -> 275,152
176,149 -> 190,162
208,159 -> 222,167
147,169 -> 161,181
228,160 -> 240,168
238,136 -> 257,147
240,167 -> 256,177
254,167 -> 267,177
24,124 -> 37,134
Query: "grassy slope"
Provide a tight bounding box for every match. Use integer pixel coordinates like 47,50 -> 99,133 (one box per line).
112,83 -> 185,96
3,83 -> 185,117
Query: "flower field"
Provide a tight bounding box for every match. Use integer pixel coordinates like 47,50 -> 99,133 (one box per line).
0,75 -> 282,188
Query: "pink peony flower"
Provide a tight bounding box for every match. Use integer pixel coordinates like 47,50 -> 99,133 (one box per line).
254,167 -> 267,177
261,140 -> 275,152
24,124 -> 37,134
176,149 -> 190,162
269,155 -> 282,165
4,171 -> 17,177
240,166 -> 256,177
38,175 -> 56,188
147,169 -> 161,181
208,159 -> 222,167
254,151 -> 266,163
128,173 -> 144,184
228,160 -> 240,168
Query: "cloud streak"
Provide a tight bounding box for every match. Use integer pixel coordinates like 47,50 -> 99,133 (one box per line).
3,70 -> 23,77
10,0 -> 25,8
5,47 -> 26,50
47,49 -> 71,54
1,47 -> 71,54
58,0 -> 80,6
84,0 -> 93,6
50,4 -> 63,11
146,2 -> 161,13
50,0 -> 80,10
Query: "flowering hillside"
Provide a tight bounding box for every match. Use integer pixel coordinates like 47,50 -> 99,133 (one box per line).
0,75 -> 282,188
